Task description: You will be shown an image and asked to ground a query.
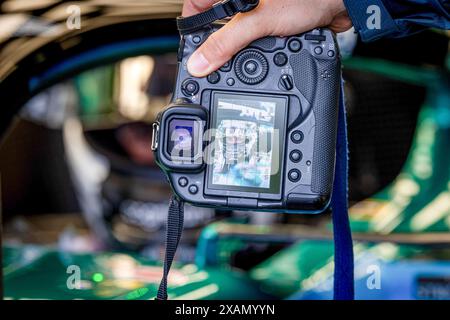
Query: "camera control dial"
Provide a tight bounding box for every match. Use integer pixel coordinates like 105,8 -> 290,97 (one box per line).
234,50 -> 269,85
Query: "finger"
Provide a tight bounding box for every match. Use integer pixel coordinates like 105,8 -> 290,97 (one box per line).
182,0 -> 219,16
187,13 -> 266,77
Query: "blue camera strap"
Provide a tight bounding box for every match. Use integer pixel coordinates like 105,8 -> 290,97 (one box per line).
331,81 -> 354,300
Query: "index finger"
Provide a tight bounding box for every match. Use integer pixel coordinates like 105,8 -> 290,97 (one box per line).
182,0 -> 219,16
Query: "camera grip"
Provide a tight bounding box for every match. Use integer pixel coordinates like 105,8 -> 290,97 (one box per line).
311,59 -> 340,194
290,51 -> 340,195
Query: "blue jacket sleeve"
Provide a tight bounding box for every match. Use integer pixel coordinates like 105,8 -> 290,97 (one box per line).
343,0 -> 450,42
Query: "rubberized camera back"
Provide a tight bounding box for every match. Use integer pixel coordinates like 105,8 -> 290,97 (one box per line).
291,52 -> 340,194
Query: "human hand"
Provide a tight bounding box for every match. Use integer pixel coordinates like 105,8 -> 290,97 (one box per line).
183,0 -> 352,77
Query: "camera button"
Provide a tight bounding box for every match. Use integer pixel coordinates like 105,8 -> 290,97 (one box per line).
274,52 -> 288,67
207,71 -> 220,84
178,177 -> 188,188
327,50 -> 335,58
244,60 -> 258,74
192,35 -> 202,44
279,74 -> 294,91
288,169 -> 301,182
220,60 -> 232,72
314,46 -> 323,55
291,130 -> 304,144
289,150 -> 303,163
181,79 -> 199,96
188,184 -> 199,195
305,34 -> 326,42
226,78 -> 235,86
288,39 -> 302,52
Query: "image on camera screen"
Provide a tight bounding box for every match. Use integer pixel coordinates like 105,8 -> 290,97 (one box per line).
211,95 -> 278,189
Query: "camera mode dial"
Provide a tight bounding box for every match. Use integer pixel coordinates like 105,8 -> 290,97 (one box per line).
234,50 -> 269,85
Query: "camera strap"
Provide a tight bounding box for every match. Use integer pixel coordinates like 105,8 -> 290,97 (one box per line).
176,0 -> 259,35
156,196 -> 184,300
330,82 -> 354,300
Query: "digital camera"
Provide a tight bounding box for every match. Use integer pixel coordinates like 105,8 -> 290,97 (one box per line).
152,23 -> 341,213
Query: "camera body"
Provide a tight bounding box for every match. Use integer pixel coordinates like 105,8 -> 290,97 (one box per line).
152,23 -> 341,213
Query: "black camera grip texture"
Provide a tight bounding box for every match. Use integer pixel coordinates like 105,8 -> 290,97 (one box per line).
250,37 -> 277,51
290,51 -> 340,195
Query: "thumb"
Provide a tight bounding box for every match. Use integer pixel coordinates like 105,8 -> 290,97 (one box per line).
187,14 -> 265,77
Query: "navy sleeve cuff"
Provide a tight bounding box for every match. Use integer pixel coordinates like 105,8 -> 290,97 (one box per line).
343,0 -> 400,42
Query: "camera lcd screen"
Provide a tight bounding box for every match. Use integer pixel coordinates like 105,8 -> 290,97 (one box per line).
208,92 -> 287,194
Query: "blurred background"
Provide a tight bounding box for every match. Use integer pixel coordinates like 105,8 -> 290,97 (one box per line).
0,0 -> 449,300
